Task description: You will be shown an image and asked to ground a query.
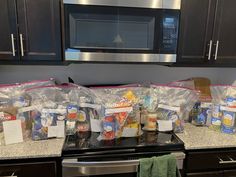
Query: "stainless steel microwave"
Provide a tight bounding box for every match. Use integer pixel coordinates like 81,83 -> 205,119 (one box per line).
63,0 -> 181,63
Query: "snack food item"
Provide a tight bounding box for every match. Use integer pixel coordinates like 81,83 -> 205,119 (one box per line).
144,112 -> 157,131
221,106 -> 236,134
102,116 -> 116,140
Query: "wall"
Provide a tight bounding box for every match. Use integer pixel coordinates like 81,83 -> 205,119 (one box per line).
216,68 -> 236,85
0,64 -> 225,85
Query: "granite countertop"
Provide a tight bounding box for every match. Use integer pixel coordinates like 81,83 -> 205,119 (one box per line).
176,123 -> 236,150
0,138 -> 65,160
3,123 -> 236,160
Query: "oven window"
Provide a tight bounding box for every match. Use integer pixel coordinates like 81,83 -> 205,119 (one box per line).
65,5 -> 159,53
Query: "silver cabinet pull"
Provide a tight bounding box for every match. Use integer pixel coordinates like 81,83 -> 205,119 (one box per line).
214,40 -> 219,60
218,156 -> 236,164
11,34 -> 16,56
207,40 -> 213,60
20,34 -> 24,57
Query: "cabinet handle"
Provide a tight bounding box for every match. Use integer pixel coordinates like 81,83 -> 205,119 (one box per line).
20,34 -> 24,57
207,40 -> 213,60
214,40 -> 219,60
218,156 -> 236,164
11,34 -> 16,56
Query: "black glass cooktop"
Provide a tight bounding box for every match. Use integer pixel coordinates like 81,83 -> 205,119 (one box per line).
62,131 -> 184,157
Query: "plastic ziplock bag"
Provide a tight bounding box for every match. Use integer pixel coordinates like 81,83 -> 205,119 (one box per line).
167,79 -> 195,90
224,86 -> 236,108
151,85 -> 199,133
92,85 -> 141,139
209,85 -> 228,131
66,84 -> 102,134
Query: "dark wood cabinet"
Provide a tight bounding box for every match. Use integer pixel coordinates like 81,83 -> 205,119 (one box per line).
223,170 -> 236,177
178,0 -> 216,63
0,0 -> 62,62
0,158 -> 61,177
212,0 -> 236,64
0,0 -> 19,60
0,162 -> 57,177
178,0 -> 236,65
185,149 -> 236,177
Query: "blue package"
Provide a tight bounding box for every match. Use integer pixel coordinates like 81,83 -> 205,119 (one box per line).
225,97 -> 236,107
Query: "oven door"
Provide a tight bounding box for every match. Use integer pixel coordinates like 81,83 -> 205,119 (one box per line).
62,152 -> 185,177
63,0 -> 180,63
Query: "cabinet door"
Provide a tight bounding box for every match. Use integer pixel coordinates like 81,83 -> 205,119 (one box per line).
0,162 -> 57,177
177,0 -> 216,63
0,0 -> 19,60
16,0 -> 62,61
212,0 -> 236,63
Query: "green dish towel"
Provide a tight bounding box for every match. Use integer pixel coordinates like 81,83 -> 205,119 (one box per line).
139,154 -> 181,177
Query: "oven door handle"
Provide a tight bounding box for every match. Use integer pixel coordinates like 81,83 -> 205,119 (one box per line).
63,158 -> 140,167
62,152 -> 185,176
62,152 -> 185,167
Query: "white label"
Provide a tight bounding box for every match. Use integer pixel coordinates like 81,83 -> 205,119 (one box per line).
200,102 -> 212,108
17,105 -> 42,113
48,126 -> 58,138
42,108 -> 67,115
57,121 -> 65,138
105,107 -> 133,115
3,120 -> 23,145
158,104 -> 180,112
121,128 -> 138,137
48,121 -> 65,138
90,119 -> 102,132
157,120 -> 173,132
80,103 -> 101,110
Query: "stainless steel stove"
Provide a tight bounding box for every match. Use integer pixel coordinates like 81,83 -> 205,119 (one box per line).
62,131 -> 185,177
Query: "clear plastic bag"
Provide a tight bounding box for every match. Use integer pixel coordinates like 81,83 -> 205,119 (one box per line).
167,79 -> 195,90
151,85 -> 199,133
25,85 -> 70,140
224,86 -> 236,108
209,85 -> 228,131
92,85 -> 141,139
25,84 -> 103,139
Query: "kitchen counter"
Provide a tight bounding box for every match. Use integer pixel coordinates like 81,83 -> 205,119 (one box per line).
176,123 -> 236,150
0,138 -> 65,160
